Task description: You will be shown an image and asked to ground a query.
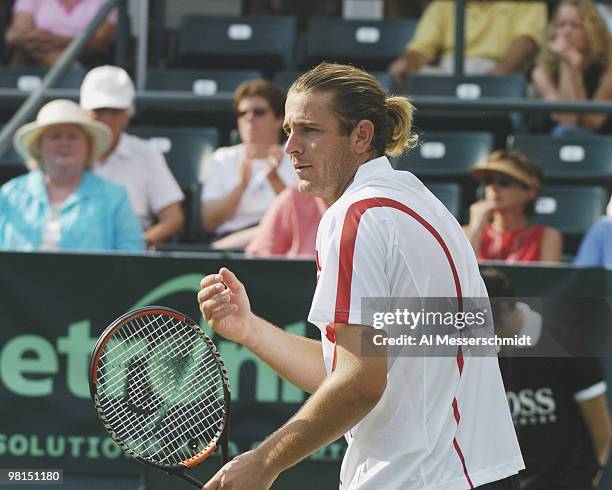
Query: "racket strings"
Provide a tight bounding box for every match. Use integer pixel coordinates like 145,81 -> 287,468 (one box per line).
95,313 -> 226,465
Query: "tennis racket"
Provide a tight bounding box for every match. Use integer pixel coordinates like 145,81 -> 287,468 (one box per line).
89,306 -> 231,488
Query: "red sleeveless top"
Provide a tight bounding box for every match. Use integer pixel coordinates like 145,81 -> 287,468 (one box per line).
478,223 -> 546,262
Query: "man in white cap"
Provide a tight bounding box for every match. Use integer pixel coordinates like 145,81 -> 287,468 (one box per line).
80,65 -> 184,247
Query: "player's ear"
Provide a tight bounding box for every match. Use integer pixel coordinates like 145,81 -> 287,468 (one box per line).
351,119 -> 375,155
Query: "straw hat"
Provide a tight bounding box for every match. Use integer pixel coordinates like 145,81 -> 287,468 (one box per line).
469,151 -> 542,191
13,99 -> 112,165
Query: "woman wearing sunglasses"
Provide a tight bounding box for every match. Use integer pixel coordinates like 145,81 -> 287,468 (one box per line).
462,150 -> 562,263
201,79 -> 297,249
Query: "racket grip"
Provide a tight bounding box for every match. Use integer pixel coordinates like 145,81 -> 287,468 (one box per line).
173,470 -> 203,488
221,426 -> 230,465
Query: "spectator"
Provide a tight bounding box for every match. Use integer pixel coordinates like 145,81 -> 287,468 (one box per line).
5,0 -> 117,67
463,150 -> 562,263
482,267 -> 612,489
574,217 -> 612,267
202,79 -> 297,249
388,0 -> 547,91
80,65 -> 185,248
0,99 -> 144,252
245,185 -> 328,258
533,0 -> 612,138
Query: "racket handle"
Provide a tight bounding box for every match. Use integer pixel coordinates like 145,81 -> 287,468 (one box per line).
173,470 -> 204,488
221,426 -> 230,465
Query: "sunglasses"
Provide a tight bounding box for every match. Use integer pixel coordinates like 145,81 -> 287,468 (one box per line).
483,175 -> 526,189
237,107 -> 270,118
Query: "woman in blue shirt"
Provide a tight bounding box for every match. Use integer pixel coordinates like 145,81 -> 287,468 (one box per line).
0,99 -> 144,252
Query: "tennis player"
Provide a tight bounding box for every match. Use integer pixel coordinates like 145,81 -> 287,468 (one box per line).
198,62 -> 524,490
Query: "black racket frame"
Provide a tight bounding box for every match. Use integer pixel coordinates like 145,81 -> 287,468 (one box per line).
89,306 -> 231,488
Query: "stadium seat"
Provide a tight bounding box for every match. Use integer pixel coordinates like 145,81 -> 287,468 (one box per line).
144,68 -> 263,94
127,126 -> 217,243
0,145 -> 27,186
405,75 -> 526,149
394,131 -> 493,178
273,69 -> 393,93
507,134 -> 612,184
300,17 -> 417,71
173,15 -> 297,72
532,185 -> 607,253
0,66 -> 86,122
0,66 -> 85,90
426,182 -> 462,220
136,68 -> 263,130
406,75 -> 525,99
127,126 -> 219,185
180,182 -> 205,243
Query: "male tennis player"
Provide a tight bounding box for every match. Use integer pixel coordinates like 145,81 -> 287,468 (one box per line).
198,62 -> 524,490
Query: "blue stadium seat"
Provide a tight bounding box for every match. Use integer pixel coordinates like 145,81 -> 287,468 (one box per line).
0,67 -> 86,123
127,126 -> 218,243
174,15 -> 297,72
0,66 -> 85,90
426,182 -> 462,220
405,75 -> 526,149
406,75 -> 526,99
0,145 -> 26,186
394,131 -> 493,178
136,69 -> 263,129
127,126 -> 219,185
532,185 -> 607,253
300,17 -> 417,71
145,68 -> 263,94
507,134 -> 612,184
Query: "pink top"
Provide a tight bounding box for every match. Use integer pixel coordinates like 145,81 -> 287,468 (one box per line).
14,0 -> 117,38
246,186 -> 328,259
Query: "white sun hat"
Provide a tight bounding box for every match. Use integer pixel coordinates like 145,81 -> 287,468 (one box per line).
13,99 -> 112,165
80,65 -> 135,111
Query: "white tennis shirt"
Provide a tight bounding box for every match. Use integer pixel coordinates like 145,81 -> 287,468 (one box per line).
308,157 -> 524,490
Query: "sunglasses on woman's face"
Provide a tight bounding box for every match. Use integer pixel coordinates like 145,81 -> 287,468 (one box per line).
483,175 -> 523,188
237,107 -> 270,118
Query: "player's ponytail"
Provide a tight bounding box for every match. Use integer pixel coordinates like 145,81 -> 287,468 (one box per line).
384,96 -> 418,157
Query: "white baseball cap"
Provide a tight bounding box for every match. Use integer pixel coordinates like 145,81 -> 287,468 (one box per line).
80,65 -> 135,111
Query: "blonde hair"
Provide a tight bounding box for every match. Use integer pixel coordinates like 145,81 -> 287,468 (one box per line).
289,63 -> 418,157
539,0 -> 611,78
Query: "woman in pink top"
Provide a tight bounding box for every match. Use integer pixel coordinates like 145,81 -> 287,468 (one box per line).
246,185 -> 328,258
6,0 -> 117,67
462,150 -> 562,263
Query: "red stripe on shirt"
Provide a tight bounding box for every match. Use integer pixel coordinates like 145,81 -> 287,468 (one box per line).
332,197 -> 473,488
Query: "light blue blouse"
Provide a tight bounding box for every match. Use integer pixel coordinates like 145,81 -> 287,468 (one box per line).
0,170 -> 145,252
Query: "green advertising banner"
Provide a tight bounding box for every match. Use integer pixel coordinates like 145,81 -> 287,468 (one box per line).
0,251 -> 349,479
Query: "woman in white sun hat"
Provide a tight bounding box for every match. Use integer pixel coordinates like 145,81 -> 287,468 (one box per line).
0,99 -> 144,252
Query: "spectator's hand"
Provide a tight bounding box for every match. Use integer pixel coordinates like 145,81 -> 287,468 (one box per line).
549,37 -> 583,70
198,268 -> 254,347
266,144 -> 283,176
240,151 -> 253,189
468,199 -> 497,231
389,57 -> 410,92
23,29 -> 51,52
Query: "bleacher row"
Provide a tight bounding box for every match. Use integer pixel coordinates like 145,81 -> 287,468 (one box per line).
0,13 -> 608,254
